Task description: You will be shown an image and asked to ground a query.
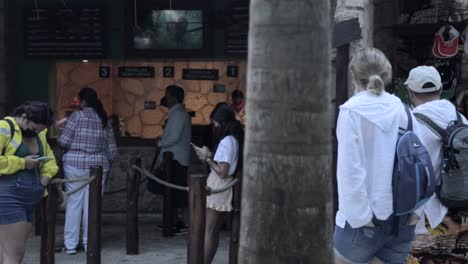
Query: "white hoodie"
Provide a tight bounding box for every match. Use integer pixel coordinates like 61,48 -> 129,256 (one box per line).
413,99 -> 468,234
336,91 -> 409,228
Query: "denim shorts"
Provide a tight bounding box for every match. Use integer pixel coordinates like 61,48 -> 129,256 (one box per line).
334,215 -> 416,264
0,174 -> 45,224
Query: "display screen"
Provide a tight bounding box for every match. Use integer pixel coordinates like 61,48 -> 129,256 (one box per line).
133,10 -> 203,50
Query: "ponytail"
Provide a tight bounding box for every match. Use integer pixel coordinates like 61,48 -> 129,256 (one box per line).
366,74 -> 385,95
349,47 -> 392,95
79,87 -> 108,128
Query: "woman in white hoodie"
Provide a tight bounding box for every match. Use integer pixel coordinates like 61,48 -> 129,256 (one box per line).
334,48 -> 416,264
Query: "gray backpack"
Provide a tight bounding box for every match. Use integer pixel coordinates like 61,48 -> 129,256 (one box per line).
414,111 -> 468,208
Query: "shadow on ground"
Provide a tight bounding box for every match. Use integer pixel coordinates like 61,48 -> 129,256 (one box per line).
24,213 -> 229,264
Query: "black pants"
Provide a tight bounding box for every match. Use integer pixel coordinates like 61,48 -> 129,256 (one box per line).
170,160 -> 188,209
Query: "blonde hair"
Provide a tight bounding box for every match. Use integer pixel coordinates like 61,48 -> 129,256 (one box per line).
349,47 -> 392,95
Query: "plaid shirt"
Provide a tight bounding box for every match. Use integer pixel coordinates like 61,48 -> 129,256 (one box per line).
58,108 -> 118,171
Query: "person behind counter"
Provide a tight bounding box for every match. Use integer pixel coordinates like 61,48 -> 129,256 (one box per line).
0,101 -> 58,263
231,90 -> 245,125
109,114 -> 130,137
58,87 -> 118,255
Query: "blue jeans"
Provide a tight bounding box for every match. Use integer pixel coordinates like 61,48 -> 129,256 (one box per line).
334,216 -> 415,264
0,174 -> 45,224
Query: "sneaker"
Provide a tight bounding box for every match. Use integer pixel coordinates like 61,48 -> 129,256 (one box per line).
65,248 -> 77,255
83,245 -> 87,253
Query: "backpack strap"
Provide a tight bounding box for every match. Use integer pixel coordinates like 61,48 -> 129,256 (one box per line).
1,119 -> 15,156
456,111 -> 463,124
403,104 -> 413,131
413,113 -> 445,139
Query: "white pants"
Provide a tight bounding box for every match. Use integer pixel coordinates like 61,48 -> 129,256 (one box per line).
63,165 -> 107,250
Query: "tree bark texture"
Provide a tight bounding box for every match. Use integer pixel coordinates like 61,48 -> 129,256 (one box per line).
239,0 -> 333,263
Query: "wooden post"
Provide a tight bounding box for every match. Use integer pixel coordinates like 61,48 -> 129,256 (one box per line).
43,183 -> 58,264
35,202 -> 42,236
188,173 -> 206,264
126,157 -> 141,255
39,198 -> 47,264
87,166 -> 103,264
229,170 -> 242,264
333,43 -> 350,214
162,152 -> 174,237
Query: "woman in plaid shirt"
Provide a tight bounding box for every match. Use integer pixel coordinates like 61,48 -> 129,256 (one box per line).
58,87 -> 118,255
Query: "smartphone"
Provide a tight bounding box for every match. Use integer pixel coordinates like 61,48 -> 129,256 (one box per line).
35,156 -> 52,162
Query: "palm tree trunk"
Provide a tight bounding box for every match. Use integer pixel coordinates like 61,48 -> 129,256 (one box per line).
239,0 -> 333,263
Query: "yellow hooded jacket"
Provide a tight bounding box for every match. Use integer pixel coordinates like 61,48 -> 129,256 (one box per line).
0,117 -> 59,195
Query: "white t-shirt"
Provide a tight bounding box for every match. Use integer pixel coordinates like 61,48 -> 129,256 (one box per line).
213,136 -> 239,176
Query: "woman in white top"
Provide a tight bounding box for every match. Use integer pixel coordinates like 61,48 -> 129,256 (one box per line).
193,104 -> 243,264
334,48 -> 416,264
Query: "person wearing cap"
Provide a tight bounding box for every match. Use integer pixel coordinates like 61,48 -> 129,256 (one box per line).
405,66 -> 468,235
157,85 -> 191,233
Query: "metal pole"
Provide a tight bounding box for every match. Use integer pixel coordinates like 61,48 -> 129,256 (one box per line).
87,166 -> 103,264
187,173 -> 206,264
126,158 -> 141,255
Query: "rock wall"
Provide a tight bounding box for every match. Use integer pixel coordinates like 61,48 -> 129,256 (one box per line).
104,146 -> 159,213
56,60 -> 247,138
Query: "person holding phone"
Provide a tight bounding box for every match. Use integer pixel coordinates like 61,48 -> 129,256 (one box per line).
0,101 -> 58,263
192,104 -> 243,264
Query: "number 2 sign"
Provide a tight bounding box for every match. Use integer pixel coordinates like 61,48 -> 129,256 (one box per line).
163,66 -> 175,78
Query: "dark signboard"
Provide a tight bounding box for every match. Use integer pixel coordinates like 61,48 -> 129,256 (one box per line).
24,7 -> 106,59
99,66 -> 110,78
144,101 -> 156,110
227,65 -> 239,77
163,66 -> 175,78
118,67 -> 155,78
333,18 -> 361,48
182,69 -> 219,80
225,1 -> 249,56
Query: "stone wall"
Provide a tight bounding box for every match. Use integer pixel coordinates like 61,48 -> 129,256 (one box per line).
334,0 -> 374,55
103,146 -> 159,213
56,60 -> 247,138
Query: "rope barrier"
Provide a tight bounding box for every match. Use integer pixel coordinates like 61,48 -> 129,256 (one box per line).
131,165 -> 189,192
206,178 -> 240,195
49,175 -> 97,208
50,176 -> 94,184
130,164 -> 240,195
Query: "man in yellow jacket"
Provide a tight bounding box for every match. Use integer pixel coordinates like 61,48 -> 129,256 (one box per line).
0,101 -> 58,264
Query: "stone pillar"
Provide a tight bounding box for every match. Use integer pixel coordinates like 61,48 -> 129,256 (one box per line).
334,0 -> 374,96
0,0 -> 6,117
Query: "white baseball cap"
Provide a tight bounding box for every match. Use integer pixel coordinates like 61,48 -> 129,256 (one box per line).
404,66 -> 442,93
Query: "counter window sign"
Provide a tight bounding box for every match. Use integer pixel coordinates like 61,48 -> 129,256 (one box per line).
163,66 -> 174,78
118,67 -> 155,78
227,66 -> 238,77
99,66 -> 110,78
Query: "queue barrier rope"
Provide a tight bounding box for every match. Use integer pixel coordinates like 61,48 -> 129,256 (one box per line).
130,164 -> 240,195
49,176 -> 96,208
